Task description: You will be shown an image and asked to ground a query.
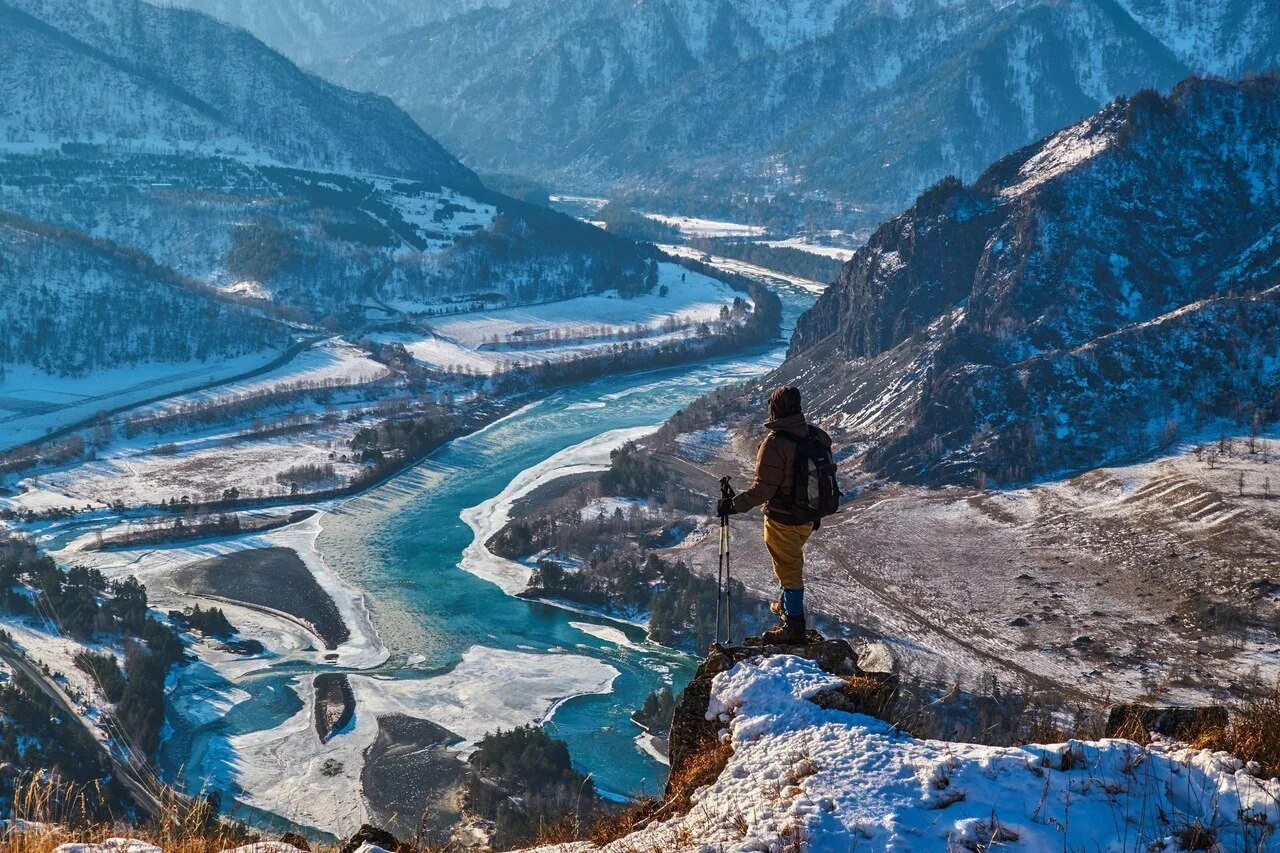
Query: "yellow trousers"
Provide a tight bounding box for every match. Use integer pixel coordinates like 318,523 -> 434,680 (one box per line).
763,515 -> 812,590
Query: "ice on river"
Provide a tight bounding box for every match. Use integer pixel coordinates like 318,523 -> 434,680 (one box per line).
459,425 -> 658,595
229,645 -> 617,836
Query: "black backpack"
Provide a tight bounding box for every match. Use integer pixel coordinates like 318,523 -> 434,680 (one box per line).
775,427 -> 841,527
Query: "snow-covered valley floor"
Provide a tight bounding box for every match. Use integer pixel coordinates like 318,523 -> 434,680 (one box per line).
373,262 -> 748,373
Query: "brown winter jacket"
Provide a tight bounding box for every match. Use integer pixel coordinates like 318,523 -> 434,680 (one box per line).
730,412 -> 832,524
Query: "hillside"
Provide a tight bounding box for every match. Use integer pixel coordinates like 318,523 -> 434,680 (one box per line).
174,0 -> 1280,230
0,212 -> 284,376
781,75 -> 1280,486
0,0 -> 475,185
0,0 -> 658,390
483,75 -> 1280,713
167,0 -> 517,71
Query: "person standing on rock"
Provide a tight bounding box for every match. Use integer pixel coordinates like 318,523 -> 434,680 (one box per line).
717,385 -> 838,644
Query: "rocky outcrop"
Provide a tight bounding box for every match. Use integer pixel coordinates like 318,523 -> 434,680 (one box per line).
783,76 -> 1280,485
666,637 -> 894,792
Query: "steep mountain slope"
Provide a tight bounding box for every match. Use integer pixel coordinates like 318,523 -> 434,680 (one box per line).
781,75 -> 1280,484
0,0 -> 653,333
224,0 -> 1279,230
0,212 -> 284,376
0,0 -> 475,186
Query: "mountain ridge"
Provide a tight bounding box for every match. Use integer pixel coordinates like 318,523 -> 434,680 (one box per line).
0,0 -> 478,186
175,0 -> 1280,230
780,74 -> 1280,484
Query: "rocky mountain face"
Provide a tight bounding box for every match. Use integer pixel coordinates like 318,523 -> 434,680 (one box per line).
0,0 -> 652,365
782,75 -> 1280,485
192,0 -> 1280,230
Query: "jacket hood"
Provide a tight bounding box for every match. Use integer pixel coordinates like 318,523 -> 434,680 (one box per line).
764,412 -> 808,436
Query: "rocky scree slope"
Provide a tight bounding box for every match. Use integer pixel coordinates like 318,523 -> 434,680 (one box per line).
281,0 -> 1280,230
782,75 -> 1280,486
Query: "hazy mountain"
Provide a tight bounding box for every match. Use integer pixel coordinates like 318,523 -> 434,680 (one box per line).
0,0 -> 476,186
162,0 -> 517,71
779,75 -> 1280,484
189,0 -> 1280,231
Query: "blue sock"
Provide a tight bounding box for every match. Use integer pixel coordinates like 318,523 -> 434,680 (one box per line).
781,587 -> 804,617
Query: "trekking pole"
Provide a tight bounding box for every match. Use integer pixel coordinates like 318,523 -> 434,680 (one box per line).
719,476 -> 735,645
714,517 -> 724,647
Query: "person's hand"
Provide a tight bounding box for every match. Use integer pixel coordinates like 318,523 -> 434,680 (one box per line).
717,497 -> 737,518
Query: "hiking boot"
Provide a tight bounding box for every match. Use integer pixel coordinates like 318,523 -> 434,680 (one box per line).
760,612 -> 807,645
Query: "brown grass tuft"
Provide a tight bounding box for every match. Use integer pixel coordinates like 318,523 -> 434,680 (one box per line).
1106,710 -> 1153,747
2,777 -> 319,853
1222,687 -> 1280,778
584,739 -> 735,848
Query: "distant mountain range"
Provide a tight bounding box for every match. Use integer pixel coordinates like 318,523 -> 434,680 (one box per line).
164,0 -> 1280,231
0,0 -> 651,377
779,75 -> 1280,484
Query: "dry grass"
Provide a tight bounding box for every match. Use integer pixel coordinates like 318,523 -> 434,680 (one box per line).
1184,685 -> 1280,779
579,739 -> 735,849
1106,709 -> 1154,747
1,778 -> 296,853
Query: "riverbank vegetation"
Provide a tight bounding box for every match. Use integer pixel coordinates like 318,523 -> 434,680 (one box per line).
685,238 -> 844,283
464,725 -> 599,848
0,534 -> 188,821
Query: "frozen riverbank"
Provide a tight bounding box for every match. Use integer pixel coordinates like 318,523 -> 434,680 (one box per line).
459,425 -> 658,595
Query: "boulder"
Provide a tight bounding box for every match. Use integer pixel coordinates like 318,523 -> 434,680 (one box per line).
339,825 -> 404,853
1105,703 -> 1228,740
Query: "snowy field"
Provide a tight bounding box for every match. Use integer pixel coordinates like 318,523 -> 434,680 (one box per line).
133,339 -> 388,416
759,235 -> 857,261
4,422 -> 364,514
375,262 -> 745,373
642,213 -> 766,238
372,180 -> 497,248
658,244 -> 829,292
532,655 -> 1280,852
0,350 -> 283,451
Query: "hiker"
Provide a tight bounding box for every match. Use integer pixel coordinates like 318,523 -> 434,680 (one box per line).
717,385 -> 836,644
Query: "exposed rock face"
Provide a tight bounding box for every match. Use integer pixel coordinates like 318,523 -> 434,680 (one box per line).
783,76 -> 1280,485
667,638 -> 887,791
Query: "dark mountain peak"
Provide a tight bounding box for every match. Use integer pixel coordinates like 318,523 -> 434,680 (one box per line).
784,75 -> 1280,485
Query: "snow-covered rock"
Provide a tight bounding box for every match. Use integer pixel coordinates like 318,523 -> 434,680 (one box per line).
534,654 -> 1280,851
